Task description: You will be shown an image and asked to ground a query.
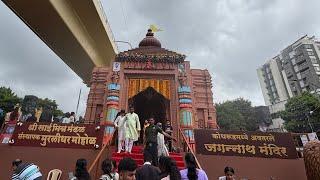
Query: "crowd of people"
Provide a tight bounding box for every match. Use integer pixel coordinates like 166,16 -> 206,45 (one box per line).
114,107 -> 176,166
0,104 -> 84,127
8,107 -> 237,179
11,156 -> 235,180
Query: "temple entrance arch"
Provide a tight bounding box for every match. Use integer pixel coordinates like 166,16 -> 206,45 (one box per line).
128,87 -> 170,142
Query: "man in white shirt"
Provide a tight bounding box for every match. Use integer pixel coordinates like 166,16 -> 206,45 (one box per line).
70,112 -> 76,123
62,112 -> 71,124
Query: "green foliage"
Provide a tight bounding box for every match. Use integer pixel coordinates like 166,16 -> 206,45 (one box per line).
216,98 -> 261,131
38,98 -> 57,110
53,109 -> 64,117
0,86 -> 64,117
281,92 -> 320,133
38,98 -> 64,117
0,87 -> 22,113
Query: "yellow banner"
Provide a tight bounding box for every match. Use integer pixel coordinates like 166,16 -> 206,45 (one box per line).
128,79 -> 170,99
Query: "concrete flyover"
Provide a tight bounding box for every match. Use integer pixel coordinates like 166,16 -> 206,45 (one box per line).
2,0 -> 118,84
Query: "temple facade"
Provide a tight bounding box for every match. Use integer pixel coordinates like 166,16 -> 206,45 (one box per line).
85,29 -> 217,143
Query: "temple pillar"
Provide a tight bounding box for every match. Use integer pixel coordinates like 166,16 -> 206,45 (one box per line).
84,67 -> 109,124
101,71 -> 121,143
178,86 -> 194,141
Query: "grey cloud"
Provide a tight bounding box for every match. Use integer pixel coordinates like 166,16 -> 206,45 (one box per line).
1,0 -> 320,115
104,0 -> 320,106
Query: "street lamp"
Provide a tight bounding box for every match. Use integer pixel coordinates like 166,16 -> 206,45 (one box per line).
114,40 -> 133,49
306,112 -> 315,133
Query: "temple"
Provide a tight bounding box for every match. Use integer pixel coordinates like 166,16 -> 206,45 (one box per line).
84,29 -> 218,143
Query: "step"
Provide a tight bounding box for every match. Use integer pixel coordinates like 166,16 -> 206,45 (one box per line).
169,155 -> 184,162
169,152 -> 181,156
136,164 -> 185,170
112,152 -> 144,159
112,156 -> 144,166
112,157 -> 185,168
114,149 -> 143,154
112,152 -> 183,161
111,146 -> 185,169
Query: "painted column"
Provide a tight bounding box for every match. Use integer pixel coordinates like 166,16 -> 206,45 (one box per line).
102,69 -> 121,143
178,86 -> 194,141
178,63 -> 194,142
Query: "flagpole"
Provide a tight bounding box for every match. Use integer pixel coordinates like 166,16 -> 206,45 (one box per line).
76,88 -> 82,116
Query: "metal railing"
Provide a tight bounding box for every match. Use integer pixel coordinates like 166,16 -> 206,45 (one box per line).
179,128 -> 202,169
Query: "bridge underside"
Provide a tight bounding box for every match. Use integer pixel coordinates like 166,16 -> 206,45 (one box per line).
3,0 -> 118,83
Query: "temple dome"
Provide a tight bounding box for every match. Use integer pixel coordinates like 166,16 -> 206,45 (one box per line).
138,29 -> 161,48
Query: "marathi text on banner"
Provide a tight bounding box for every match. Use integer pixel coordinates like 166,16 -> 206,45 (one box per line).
195,129 -> 297,159
10,122 -> 103,149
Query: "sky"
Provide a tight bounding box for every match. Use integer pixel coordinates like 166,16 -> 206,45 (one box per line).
1,0 -> 320,115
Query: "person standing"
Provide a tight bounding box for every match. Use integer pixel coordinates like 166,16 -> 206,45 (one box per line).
0,107 -> 4,128
164,120 -> 173,152
145,117 -> 176,166
70,112 -> 76,123
125,107 -> 141,154
62,112 -> 71,124
142,120 -> 150,146
159,156 -> 181,180
26,113 -> 37,122
157,122 -> 169,158
114,110 -> 127,153
5,106 -> 21,124
180,153 -> 208,180
136,152 -> 160,180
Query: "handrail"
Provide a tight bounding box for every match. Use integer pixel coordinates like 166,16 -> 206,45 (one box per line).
179,128 -> 202,169
88,133 -> 114,173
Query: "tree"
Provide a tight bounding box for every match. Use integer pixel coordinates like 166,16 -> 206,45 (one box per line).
216,98 -> 259,131
0,87 -> 22,113
38,98 -> 64,117
281,92 -> 320,133
254,106 -> 272,126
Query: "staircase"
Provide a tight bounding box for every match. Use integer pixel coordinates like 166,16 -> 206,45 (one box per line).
112,146 -> 185,169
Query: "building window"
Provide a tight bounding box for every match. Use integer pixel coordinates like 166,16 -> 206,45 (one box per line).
304,44 -> 312,49
270,80 -> 274,85
308,51 -> 314,56
289,51 -> 295,58
300,67 -> 309,73
266,67 -> 270,73
297,73 -> 302,79
311,57 -> 318,64
297,59 -> 307,66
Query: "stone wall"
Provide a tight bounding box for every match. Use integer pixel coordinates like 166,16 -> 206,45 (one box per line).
190,69 -> 217,129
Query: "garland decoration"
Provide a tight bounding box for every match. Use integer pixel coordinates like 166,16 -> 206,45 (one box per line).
115,52 -> 186,63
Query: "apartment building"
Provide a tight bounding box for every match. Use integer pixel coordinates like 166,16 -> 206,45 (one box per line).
257,35 -> 320,131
